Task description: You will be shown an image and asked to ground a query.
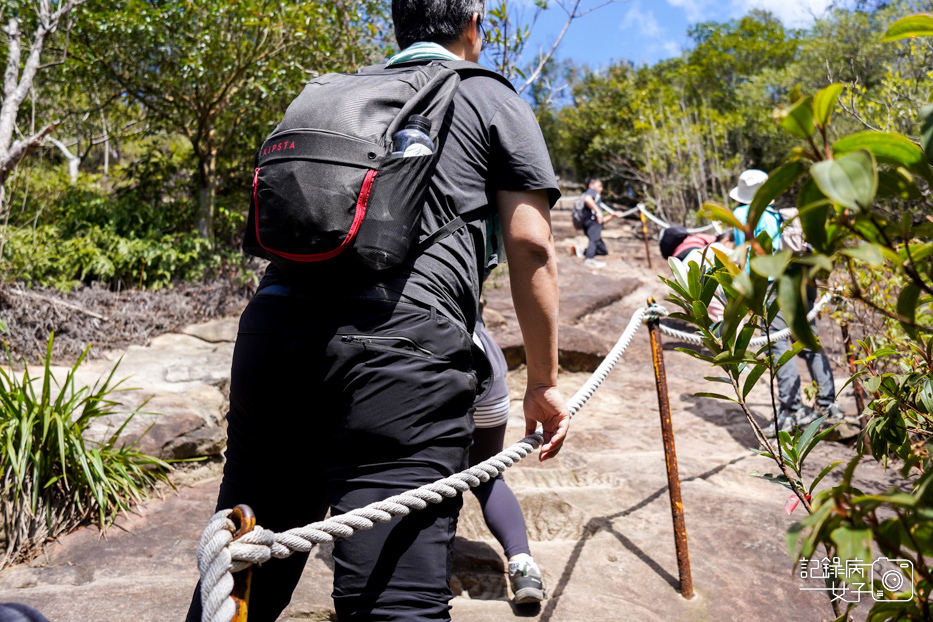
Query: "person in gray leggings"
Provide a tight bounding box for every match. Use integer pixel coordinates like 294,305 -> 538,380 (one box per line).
471,320 -> 546,604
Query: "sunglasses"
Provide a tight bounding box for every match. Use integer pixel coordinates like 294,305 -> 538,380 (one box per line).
477,19 -> 493,45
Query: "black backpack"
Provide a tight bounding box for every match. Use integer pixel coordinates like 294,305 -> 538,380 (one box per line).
571,194 -> 589,230
243,60 -> 514,274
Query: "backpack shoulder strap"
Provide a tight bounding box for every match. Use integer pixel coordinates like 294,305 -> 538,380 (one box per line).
418,216 -> 466,250
435,60 -> 516,92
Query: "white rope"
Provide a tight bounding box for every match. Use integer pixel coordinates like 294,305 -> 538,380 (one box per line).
566,307 -> 650,417
636,203 -> 716,234
198,433 -> 543,622
655,292 -> 835,348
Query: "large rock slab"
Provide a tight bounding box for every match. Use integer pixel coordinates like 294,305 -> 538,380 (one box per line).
483,247 -> 641,371
183,317 -> 239,343
0,212 -> 882,622
21,327 -> 236,461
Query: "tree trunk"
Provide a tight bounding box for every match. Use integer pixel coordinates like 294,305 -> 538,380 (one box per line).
197,151 -> 217,239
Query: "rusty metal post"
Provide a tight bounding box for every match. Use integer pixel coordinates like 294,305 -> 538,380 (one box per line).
230,504 -> 257,622
839,320 -> 866,423
639,210 -> 653,269
646,298 -> 694,599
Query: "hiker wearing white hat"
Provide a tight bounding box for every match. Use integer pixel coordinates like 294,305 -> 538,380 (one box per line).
729,168 -> 769,205
730,169 -> 840,438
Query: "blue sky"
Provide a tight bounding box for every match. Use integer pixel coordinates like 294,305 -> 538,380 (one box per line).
518,0 -> 835,70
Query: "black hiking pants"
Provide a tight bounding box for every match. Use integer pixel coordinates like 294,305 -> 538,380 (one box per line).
184,292 -> 477,622
582,218 -> 608,259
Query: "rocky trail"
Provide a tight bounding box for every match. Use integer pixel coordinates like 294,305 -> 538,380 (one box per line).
0,209 -> 898,621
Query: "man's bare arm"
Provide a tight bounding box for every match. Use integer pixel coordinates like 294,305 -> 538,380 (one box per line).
497,188 -> 570,461
583,194 -> 602,223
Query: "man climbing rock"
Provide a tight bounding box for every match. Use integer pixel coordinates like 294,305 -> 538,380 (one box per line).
184,1 -> 570,620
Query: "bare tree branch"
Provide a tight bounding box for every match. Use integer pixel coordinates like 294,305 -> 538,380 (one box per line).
0,0 -> 87,185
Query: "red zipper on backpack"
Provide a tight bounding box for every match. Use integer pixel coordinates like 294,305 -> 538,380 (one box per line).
252,167 -> 377,262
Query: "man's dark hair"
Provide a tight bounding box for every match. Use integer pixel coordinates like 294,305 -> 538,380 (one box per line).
392,0 -> 486,50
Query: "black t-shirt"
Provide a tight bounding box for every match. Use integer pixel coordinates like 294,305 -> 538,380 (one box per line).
260,67 -> 560,331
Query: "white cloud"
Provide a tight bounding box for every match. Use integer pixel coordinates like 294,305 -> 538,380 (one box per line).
666,0 -> 714,23
664,0 -> 833,27
661,40 -> 681,56
734,0 -> 833,27
620,2 -> 663,38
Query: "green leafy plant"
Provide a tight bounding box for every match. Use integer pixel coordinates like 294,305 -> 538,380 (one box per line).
663,14 -> 933,619
0,334 -> 171,567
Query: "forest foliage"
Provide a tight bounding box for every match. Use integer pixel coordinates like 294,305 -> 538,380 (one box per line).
0,0 -> 930,291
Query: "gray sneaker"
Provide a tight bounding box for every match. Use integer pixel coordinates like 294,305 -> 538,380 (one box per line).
822,403 -> 844,422
583,258 -> 606,268
795,406 -> 820,428
762,415 -> 795,438
509,558 -> 546,604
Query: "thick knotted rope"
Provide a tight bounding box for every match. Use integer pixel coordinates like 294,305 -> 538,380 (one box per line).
654,292 -> 834,348
566,307 -> 649,417
198,433 -> 543,622
636,203 -> 716,234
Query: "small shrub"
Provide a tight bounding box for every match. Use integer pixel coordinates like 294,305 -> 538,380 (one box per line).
0,334 -> 171,567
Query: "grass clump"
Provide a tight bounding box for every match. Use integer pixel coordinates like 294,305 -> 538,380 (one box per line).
0,334 -> 171,567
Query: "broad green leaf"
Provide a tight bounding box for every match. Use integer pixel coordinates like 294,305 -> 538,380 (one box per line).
919,378 -> 933,415
747,161 -> 807,236
749,471 -> 796,490
921,103 -> 933,165
833,132 -> 932,185
775,340 -> 806,370
808,461 -> 842,494
877,167 -> 923,200
813,84 -> 843,129
743,364 -> 768,398
881,13 -> 933,41
830,527 -> 872,566
710,246 -> 740,276
694,392 -> 737,403
786,522 -> 805,557
897,282 -> 921,340
701,201 -> 743,229
750,249 -> 792,279
774,96 -> 814,139
838,243 -> 885,266
675,347 -> 717,364
796,414 -> 828,464
778,266 -> 818,350
668,257 -> 689,290
797,178 -> 830,254
810,149 -> 877,211
863,374 -> 882,394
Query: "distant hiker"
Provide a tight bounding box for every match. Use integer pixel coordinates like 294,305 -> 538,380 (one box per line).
571,178 -> 614,268
184,1 -> 570,621
471,320 -> 546,604
730,169 -> 841,437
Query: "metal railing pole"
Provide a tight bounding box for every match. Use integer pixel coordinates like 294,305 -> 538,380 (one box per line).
646,299 -> 694,599
230,505 -> 257,622
640,210 -> 653,269
839,319 -> 867,422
